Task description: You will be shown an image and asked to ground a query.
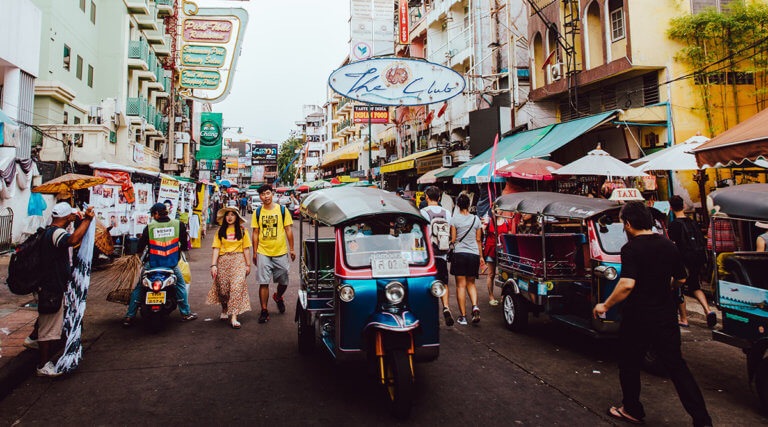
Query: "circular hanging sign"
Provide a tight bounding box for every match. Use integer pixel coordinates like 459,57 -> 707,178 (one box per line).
200,120 -> 220,146
328,58 -> 466,107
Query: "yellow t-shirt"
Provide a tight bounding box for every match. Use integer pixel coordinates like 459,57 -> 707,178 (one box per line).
251,204 -> 293,256
212,225 -> 252,254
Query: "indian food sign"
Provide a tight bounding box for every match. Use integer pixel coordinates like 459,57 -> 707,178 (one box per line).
329,58 -> 466,106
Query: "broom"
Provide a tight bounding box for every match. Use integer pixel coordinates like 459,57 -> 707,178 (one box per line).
91,255 -> 143,305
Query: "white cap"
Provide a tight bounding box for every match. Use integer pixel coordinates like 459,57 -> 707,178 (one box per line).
51,202 -> 75,218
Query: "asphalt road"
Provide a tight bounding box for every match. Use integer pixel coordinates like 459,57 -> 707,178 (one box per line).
1,223 -> 766,425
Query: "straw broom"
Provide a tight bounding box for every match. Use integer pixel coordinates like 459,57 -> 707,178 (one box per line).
92,255 -> 143,305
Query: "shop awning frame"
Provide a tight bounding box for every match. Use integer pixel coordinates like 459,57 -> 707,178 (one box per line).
381,148 -> 439,174
321,142 -> 362,167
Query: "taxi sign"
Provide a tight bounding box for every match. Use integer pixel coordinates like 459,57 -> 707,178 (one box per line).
609,188 -> 644,201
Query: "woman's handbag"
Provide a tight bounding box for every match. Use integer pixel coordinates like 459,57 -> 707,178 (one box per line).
448,217 -> 476,263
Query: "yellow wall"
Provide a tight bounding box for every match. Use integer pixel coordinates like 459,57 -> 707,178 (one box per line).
586,2 -> 604,69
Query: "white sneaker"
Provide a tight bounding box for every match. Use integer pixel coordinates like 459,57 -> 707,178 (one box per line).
23,337 -> 39,350
36,361 -> 62,377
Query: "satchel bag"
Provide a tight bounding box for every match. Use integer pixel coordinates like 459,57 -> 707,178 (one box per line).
448,216 -> 476,263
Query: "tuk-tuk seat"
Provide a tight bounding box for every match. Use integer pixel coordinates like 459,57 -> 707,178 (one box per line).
302,238 -> 336,287
723,252 -> 768,289
501,234 -> 579,277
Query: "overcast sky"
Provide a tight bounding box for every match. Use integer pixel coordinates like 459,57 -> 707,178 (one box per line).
200,0 -> 350,144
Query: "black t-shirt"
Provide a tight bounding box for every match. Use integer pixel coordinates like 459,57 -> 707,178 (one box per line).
41,226 -> 72,295
620,233 -> 687,324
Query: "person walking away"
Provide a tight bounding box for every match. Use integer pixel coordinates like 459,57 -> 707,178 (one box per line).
122,203 -> 197,326
239,194 -> 248,217
593,202 -> 712,426
35,202 -> 94,377
450,194 -> 485,325
668,196 -> 716,329
419,186 -> 454,326
483,210 -> 513,306
207,207 -> 251,328
252,184 -> 296,323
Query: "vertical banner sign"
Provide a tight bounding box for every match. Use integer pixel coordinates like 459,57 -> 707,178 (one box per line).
196,112 -> 223,160
158,177 -> 181,217
398,0 -> 409,45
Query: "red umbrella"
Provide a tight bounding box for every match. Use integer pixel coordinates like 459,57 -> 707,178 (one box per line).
495,158 -> 563,181
275,187 -> 290,193
295,184 -> 309,192
330,177 -> 341,185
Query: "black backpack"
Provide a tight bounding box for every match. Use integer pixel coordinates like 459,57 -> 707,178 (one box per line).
6,227 -> 51,295
676,219 -> 707,264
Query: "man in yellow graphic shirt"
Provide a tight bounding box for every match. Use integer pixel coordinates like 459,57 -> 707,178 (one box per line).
252,184 -> 295,323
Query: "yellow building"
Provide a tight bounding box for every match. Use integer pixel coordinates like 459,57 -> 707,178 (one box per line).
526,0 -> 766,205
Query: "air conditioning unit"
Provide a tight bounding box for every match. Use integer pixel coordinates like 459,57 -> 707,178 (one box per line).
442,155 -> 453,168
549,63 -> 564,82
88,106 -> 102,124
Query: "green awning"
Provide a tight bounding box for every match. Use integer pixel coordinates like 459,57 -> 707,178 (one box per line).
435,165 -> 465,178
172,175 -> 197,183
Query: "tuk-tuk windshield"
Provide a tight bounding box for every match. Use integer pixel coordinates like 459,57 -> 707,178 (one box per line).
595,214 -> 665,254
342,218 -> 429,268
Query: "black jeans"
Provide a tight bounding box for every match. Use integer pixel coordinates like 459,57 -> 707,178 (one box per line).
619,318 -> 712,426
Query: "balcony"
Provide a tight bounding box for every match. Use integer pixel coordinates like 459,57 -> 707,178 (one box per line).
126,97 -> 148,119
154,35 -> 171,56
147,21 -> 165,43
136,4 -> 158,30
128,39 -> 150,69
156,0 -> 173,14
124,0 -> 149,14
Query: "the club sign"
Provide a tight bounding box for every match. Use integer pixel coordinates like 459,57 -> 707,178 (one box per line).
329,58 -> 466,106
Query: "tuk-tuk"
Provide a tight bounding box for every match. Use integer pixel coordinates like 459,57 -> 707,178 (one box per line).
493,192 -> 666,336
707,184 -> 768,408
297,187 -> 446,418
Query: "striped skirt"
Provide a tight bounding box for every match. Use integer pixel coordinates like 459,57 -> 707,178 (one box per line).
206,252 -> 251,316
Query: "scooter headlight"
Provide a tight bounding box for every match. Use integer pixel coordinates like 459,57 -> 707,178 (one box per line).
385,282 -> 405,304
339,285 -> 355,302
594,265 -> 618,281
430,280 -> 446,298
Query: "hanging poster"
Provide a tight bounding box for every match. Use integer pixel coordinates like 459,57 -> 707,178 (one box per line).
134,183 -> 155,213
133,213 -> 151,233
158,177 -> 181,217
90,185 -> 119,209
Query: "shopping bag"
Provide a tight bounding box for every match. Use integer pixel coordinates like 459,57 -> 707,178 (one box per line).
178,259 -> 192,285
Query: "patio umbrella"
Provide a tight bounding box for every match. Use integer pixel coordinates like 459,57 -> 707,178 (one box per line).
32,173 -> 106,194
275,186 -> 290,193
630,135 -> 710,172
307,180 -> 330,191
553,147 -> 648,177
294,184 -> 310,192
495,158 -> 563,181
330,177 -> 341,185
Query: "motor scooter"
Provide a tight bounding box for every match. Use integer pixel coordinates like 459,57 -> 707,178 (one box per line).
139,267 -> 178,332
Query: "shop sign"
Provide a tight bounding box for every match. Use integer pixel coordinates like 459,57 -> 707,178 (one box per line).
180,69 -> 221,89
336,167 -> 346,174
353,105 -> 390,124
452,150 -> 470,163
329,58 -> 466,106
182,19 -> 233,43
338,175 -> 359,183
133,144 -> 145,164
252,143 -> 278,165
398,0 -> 409,44
198,159 -> 220,170
350,170 -> 367,179
416,155 -> 443,174
197,112 -> 223,160
181,45 -> 227,68
222,148 -> 239,157
238,156 -> 251,168
225,157 -> 238,168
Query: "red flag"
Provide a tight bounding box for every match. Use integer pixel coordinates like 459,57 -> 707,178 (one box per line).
437,102 -> 448,118
424,111 -> 435,125
542,48 -> 556,70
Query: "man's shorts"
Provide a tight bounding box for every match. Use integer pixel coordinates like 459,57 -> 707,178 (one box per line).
257,253 -> 290,286
38,304 -> 64,342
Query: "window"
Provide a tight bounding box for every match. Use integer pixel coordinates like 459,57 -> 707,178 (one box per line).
74,117 -> 81,125
87,65 -> 94,88
90,1 -> 96,24
80,0 -> 86,12
76,56 -> 83,80
63,111 -> 69,124
63,45 -> 71,70
610,8 -> 625,41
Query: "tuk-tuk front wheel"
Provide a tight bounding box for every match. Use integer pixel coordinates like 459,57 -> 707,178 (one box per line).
502,289 -> 528,331
381,349 -> 414,419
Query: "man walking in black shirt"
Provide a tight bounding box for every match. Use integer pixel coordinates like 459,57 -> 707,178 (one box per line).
593,202 -> 711,426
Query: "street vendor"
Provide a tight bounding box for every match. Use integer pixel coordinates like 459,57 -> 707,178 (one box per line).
122,203 -> 197,326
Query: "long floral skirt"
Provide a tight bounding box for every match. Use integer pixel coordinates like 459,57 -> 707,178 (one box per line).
206,252 -> 251,316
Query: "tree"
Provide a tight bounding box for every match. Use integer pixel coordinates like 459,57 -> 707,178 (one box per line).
276,136 -> 302,186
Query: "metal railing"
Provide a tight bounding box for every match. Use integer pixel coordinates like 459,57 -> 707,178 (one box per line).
126,97 -> 148,118
156,0 -> 173,6
0,208 -> 13,254
128,39 -> 150,63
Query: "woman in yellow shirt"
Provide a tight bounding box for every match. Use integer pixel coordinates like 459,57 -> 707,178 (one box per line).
206,207 -> 252,329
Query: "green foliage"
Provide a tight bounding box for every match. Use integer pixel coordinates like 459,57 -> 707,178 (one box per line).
667,2 -> 768,135
277,137 -> 302,185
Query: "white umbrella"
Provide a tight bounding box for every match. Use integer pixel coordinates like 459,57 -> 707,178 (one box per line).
553,147 -> 648,177
630,135 -> 710,172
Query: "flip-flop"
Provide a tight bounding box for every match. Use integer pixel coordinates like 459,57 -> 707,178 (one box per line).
607,406 -> 644,425
678,323 -> 690,328
231,320 -> 241,329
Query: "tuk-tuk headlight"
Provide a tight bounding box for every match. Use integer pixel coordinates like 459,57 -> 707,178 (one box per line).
339,285 -> 355,302
430,280 -> 446,298
385,282 -> 405,304
594,265 -> 618,281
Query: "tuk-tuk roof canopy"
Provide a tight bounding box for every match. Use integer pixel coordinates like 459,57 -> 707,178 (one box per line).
495,192 -> 621,219
300,187 -> 426,226
708,184 -> 768,220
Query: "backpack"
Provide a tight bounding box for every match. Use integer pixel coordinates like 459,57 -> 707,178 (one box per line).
6,227 -> 51,295
425,208 -> 451,255
255,205 -> 287,229
676,218 -> 707,264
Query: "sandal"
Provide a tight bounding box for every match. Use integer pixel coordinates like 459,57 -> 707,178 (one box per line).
489,299 -> 499,306
607,406 -> 644,425
231,320 -> 241,329
220,313 -> 228,321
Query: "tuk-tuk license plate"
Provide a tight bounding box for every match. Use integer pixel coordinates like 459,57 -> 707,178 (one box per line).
145,291 -> 166,305
371,253 -> 410,278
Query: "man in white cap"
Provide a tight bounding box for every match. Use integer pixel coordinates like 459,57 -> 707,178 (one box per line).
35,202 -> 94,377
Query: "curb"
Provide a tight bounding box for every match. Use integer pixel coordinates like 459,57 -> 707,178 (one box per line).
0,349 -> 37,401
